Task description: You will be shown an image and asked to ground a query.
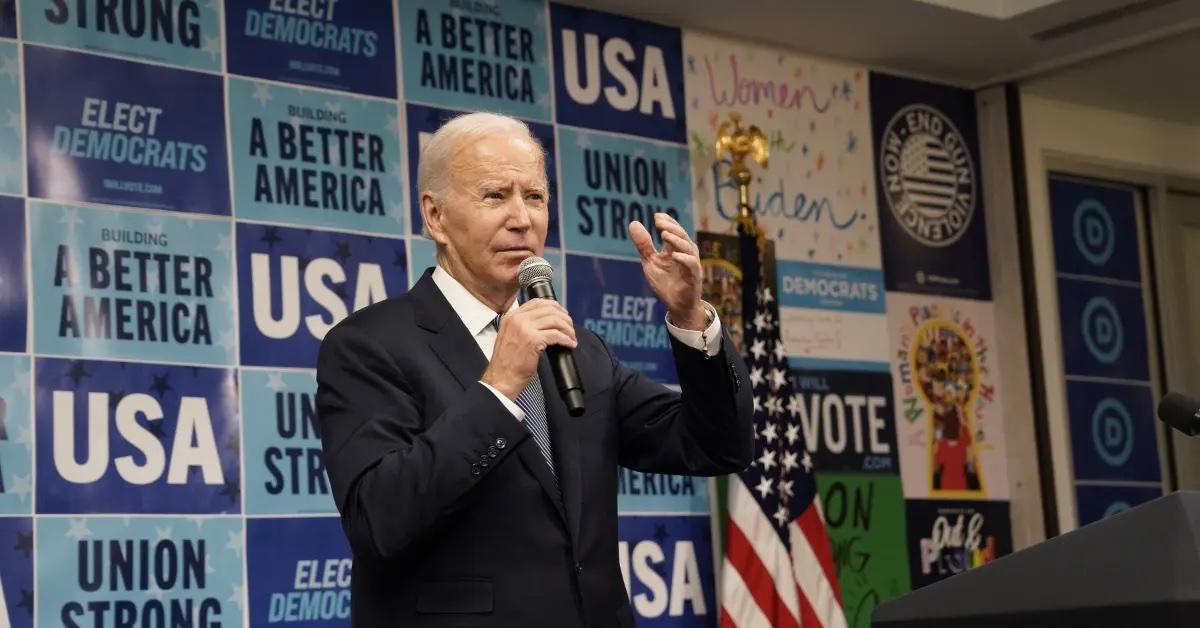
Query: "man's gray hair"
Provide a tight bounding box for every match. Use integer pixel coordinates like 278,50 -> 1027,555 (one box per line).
416,112 -> 545,238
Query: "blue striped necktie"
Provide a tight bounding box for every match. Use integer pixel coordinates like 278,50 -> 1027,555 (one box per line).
493,315 -> 557,479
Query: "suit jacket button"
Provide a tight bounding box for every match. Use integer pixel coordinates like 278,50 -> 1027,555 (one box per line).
471,463 -> 481,476
478,459 -> 490,468
487,446 -> 498,456
495,437 -> 507,450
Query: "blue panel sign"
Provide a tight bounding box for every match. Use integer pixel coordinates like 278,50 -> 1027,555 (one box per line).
29,200 -> 236,365
0,354 -> 32,514
0,196 -> 25,352
228,78 -> 405,235
225,0 -> 397,98
790,369 -> 898,474
35,358 -> 241,514
24,46 -> 230,215
0,41 -> 21,196
399,0 -> 552,121
21,0 -> 222,71
404,102 -> 559,248
618,515 -> 715,627
242,369 -> 335,515
558,127 -> 692,259
1067,380 -> 1160,482
550,3 -> 686,143
1049,177 -> 1141,283
37,516 -> 244,627
0,516 -> 33,628
617,469 -> 710,515
778,260 -> 885,314
236,222 -> 406,368
1075,484 -> 1162,527
1056,278 -> 1150,381
0,0 -> 14,39
870,72 -> 991,300
565,254 -> 676,385
246,517 -> 351,626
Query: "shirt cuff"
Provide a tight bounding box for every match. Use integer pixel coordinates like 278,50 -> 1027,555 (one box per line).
479,381 -> 525,422
665,301 -> 722,357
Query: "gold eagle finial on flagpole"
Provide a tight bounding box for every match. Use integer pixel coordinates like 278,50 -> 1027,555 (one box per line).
715,112 -> 769,237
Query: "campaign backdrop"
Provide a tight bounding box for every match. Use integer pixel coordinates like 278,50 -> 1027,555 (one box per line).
0,2 -> 1017,624
1047,175 -> 1163,526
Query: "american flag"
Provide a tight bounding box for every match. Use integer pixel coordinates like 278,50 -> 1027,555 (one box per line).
719,232 -> 847,628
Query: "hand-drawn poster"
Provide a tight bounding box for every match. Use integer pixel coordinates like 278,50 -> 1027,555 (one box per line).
888,293 -> 1009,500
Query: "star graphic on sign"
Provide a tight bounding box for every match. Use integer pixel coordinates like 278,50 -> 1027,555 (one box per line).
215,233 -> 232,254
749,339 -> 766,360
8,473 -> 30,502
652,524 -> 669,545
251,83 -> 273,108
64,361 -> 91,386
393,248 -> 406,268
575,132 -> 591,149
755,475 -> 773,498
58,206 -> 84,230
203,36 -> 221,62
216,329 -> 235,352
155,525 -> 174,542
781,451 -> 799,473
758,448 -> 777,471
386,114 -> 400,135
784,424 -> 800,446
390,202 -> 405,226
260,225 -> 282,248
760,422 -> 778,444
66,518 -> 92,541
228,583 -> 246,609
14,530 -> 32,558
0,55 -> 18,83
0,154 -> 13,187
801,451 -> 814,473
13,426 -> 30,452
334,241 -> 352,263
150,373 -> 173,399
220,479 -> 241,503
10,364 -> 30,393
226,529 -> 244,558
265,372 -> 286,392
17,589 -> 31,616
5,110 -> 19,133
147,581 -> 167,601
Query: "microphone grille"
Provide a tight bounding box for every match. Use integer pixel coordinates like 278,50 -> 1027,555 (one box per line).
518,256 -> 554,290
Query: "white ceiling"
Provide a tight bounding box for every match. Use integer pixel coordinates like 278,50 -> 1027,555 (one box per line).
562,0 -> 1200,88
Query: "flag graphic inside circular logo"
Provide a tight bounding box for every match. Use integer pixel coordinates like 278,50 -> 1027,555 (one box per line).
880,104 -> 976,247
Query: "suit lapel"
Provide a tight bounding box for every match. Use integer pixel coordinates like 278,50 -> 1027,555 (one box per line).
412,272 -> 489,391
412,270 -> 571,529
541,355 -> 582,547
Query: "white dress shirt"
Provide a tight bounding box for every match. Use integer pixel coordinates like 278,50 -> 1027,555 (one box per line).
431,265 -> 723,421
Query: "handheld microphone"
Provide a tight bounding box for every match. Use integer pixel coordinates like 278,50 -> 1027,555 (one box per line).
518,257 -> 585,417
1157,392 -> 1200,436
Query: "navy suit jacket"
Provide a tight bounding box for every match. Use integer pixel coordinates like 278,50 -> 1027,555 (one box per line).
315,269 -> 754,627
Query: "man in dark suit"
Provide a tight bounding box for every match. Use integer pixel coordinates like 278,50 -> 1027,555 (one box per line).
316,112 -> 754,628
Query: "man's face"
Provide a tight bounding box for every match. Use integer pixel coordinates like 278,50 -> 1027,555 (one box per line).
424,133 -> 549,293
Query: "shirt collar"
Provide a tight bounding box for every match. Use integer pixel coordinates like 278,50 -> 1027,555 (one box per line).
432,265 -> 518,336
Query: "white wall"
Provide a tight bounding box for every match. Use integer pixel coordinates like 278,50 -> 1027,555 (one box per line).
1019,92 -> 1200,533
